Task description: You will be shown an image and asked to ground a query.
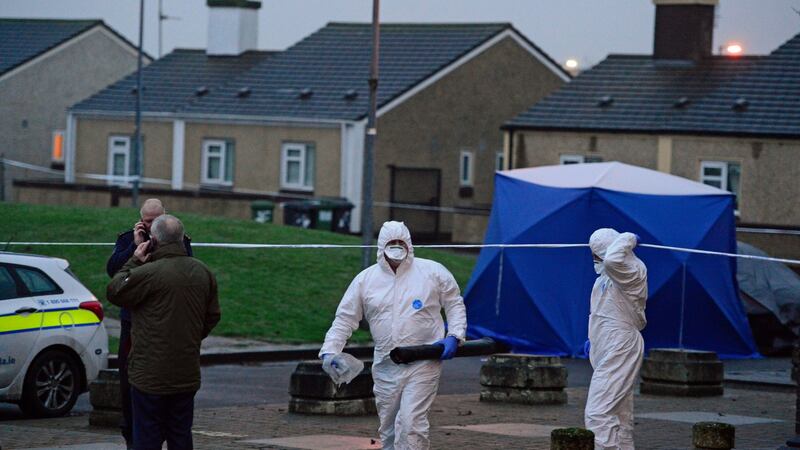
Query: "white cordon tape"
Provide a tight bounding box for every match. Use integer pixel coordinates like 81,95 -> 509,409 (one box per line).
4,242 -> 800,266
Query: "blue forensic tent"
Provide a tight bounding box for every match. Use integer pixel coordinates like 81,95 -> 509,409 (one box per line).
464,162 -> 759,358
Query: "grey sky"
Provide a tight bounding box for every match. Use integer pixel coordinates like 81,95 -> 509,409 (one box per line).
2,1 -> 799,69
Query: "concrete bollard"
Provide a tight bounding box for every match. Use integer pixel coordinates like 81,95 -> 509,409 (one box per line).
640,349 -> 723,397
550,427 -> 594,450
288,360 -> 376,416
88,369 -> 122,427
479,354 -> 567,405
693,422 -> 735,449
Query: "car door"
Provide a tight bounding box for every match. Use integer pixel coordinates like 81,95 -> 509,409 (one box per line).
0,264 -> 43,389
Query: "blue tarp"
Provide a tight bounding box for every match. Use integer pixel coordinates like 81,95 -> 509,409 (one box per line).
464,163 -> 759,359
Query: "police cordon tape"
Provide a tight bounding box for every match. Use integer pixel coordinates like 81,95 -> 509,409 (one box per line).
5,241 -> 800,266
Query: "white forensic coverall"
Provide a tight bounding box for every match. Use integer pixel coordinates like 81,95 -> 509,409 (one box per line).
320,221 -> 467,450
585,229 -> 648,450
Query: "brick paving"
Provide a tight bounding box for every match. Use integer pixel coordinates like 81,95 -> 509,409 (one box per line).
1,387 -> 793,449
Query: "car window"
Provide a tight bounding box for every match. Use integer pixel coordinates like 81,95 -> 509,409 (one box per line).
0,267 -> 18,300
14,266 -> 62,296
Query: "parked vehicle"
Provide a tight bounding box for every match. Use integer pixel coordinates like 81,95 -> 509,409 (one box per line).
0,252 -> 107,417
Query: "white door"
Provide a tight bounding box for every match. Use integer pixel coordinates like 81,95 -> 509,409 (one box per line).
0,265 -> 42,389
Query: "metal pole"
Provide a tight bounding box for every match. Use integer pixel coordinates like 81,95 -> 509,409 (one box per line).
158,0 -> 163,58
131,0 -> 144,207
360,0 -> 380,269
0,153 -> 5,202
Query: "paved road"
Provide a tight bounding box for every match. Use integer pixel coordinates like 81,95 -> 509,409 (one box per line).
0,356 -> 789,420
0,357 -> 595,421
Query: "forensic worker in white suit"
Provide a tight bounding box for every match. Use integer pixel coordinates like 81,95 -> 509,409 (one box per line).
585,228 -> 648,450
320,221 -> 467,450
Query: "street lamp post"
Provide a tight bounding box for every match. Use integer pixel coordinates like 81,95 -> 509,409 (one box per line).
131,0 -> 144,207
360,0 -> 380,269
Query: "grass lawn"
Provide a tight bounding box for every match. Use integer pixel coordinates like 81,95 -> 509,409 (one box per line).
1,203 -> 477,343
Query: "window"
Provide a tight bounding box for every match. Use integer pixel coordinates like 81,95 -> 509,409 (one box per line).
51,130 -> 64,163
107,135 -> 132,185
0,267 -> 18,300
701,161 -> 741,212
459,151 -> 474,186
281,142 -> 315,190
496,152 -> 505,171
560,154 -> 603,165
202,139 -> 235,186
14,266 -> 62,296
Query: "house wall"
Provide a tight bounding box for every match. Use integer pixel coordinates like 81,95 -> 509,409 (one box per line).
0,27 -> 142,197
375,36 -> 566,238
72,117 -> 342,198
75,118 -> 173,183
511,130 -> 660,169
181,122 -> 341,196
670,136 -> 800,226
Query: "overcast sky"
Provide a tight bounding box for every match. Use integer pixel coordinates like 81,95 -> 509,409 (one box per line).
2,1 -> 799,69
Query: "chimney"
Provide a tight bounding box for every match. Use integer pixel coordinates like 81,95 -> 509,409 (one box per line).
652,0 -> 718,60
206,0 -> 260,56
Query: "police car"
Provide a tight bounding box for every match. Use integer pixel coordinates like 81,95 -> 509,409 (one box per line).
0,252 -> 108,417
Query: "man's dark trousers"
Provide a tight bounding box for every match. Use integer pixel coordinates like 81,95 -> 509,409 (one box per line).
131,386 -> 196,450
118,318 -> 133,445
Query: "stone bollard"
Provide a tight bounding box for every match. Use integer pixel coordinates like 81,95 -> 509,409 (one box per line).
89,369 -> 122,427
479,354 -> 567,405
550,427 -> 594,450
783,342 -> 800,448
288,360 -> 376,416
640,349 -> 723,397
693,422 -> 734,449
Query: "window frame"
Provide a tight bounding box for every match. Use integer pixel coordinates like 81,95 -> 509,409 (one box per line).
459,150 -> 474,186
0,264 -> 64,300
701,160 -> 741,215
0,265 -> 20,301
13,265 -> 63,297
700,161 -> 727,189
201,139 -> 234,186
495,151 -> 505,172
107,135 -> 132,186
51,130 -> 65,163
280,142 -> 314,191
560,154 -> 585,165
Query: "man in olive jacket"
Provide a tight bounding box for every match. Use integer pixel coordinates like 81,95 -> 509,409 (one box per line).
107,214 -> 220,450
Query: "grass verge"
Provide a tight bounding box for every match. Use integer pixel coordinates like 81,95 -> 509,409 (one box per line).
1,203 -> 476,343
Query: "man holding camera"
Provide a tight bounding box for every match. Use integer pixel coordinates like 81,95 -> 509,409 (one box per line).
107,214 -> 220,450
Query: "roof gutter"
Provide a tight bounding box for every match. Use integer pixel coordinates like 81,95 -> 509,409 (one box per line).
500,124 -> 800,141
69,109 -> 356,128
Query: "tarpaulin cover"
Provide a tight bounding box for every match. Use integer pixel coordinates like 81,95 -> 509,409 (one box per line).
737,241 -> 800,336
464,162 -> 759,358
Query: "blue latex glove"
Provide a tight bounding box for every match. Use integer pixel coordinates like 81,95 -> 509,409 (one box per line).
435,336 -> 459,360
321,353 -> 339,368
583,340 -> 591,357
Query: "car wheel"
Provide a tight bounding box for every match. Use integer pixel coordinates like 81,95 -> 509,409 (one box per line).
20,349 -> 81,418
